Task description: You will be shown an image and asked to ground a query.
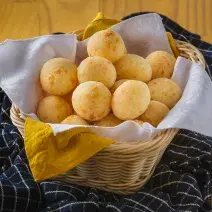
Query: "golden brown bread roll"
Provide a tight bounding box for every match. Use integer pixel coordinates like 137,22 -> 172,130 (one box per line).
72,81 -> 112,121
115,54 -> 152,82
40,58 -> 78,96
87,29 -> 126,63
37,96 -> 72,123
139,100 -> 170,127
146,51 -> 176,79
61,115 -> 88,125
94,113 -> 123,127
78,56 -> 116,88
148,78 -> 182,108
110,79 -> 128,94
112,80 -> 151,120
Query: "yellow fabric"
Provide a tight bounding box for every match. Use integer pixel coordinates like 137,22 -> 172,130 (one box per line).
83,12 -> 120,40
167,32 -> 180,57
24,118 -> 115,182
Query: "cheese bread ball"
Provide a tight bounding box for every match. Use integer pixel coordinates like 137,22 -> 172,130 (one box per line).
40,58 -> 78,96
148,78 -> 182,108
87,29 -> 126,63
37,96 -> 72,123
110,79 -> 128,94
115,54 -> 152,82
78,56 -> 116,88
139,100 -> 169,127
112,80 -> 150,120
94,113 -> 123,127
61,115 -> 88,125
146,51 -> 176,79
72,81 -> 111,121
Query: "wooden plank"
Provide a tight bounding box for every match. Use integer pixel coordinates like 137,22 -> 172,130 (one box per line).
39,0 -> 99,35
0,0 -> 211,42
0,2 -> 39,41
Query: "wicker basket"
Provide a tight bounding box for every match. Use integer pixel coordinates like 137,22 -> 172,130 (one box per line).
10,33 -> 206,195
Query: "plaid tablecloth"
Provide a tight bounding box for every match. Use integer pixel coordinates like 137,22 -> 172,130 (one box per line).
0,13 -> 212,212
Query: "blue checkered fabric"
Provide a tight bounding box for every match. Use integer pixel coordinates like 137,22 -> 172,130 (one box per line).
0,13 -> 212,212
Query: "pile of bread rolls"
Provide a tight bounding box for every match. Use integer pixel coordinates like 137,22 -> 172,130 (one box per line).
37,29 -> 182,127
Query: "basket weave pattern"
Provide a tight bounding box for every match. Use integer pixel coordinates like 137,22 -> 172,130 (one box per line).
10,39 -> 205,195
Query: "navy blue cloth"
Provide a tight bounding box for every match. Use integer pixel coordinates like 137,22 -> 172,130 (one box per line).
0,13 -> 212,212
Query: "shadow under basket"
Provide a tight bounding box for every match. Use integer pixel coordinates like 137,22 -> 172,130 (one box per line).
10,36 -> 206,195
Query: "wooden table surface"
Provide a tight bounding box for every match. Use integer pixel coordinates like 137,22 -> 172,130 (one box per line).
0,0 -> 211,43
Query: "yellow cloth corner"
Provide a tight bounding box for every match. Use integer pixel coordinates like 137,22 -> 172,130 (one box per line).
91,12 -> 104,21
166,32 -> 180,57
83,12 -> 120,40
24,118 -> 115,182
